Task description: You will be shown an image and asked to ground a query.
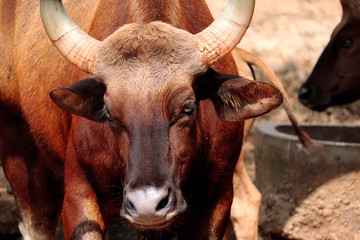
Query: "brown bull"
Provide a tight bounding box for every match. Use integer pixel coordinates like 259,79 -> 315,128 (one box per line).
299,0 -> 360,110
0,0 -> 282,239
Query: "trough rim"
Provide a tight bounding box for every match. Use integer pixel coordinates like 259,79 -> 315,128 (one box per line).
256,121 -> 360,147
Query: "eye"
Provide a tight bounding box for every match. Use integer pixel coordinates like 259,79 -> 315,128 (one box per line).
105,110 -> 114,122
341,39 -> 352,49
182,101 -> 197,116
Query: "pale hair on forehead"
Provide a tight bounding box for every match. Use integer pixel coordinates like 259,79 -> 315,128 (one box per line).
95,22 -> 206,90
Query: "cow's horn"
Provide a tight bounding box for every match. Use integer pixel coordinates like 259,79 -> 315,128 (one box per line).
196,0 -> 255,66
40,0 -> 100,74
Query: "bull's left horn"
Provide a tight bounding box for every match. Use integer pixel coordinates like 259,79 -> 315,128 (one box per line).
196,0 -> 255,66
40,0 -> 100,74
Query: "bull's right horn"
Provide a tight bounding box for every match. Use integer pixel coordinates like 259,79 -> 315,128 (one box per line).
40,0 -> 100,74
196,0 -> 255,66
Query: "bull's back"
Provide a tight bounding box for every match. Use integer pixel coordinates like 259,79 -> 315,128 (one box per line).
0,0 -> 18,108
1,1 -> 98,158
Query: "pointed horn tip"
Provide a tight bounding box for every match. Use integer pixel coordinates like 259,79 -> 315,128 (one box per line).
196,0 -> 255,65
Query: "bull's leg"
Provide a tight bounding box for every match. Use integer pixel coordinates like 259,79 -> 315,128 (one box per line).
3,157 -> 60,240
0,111 -> 62,240
62,177 -> 105,240
62,142 -> 105,240
230,151 -> 261,240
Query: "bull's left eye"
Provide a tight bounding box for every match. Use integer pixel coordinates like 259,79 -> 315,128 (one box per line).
105,110 -> 114,122
183,101 -> 197,116
341,39 -> 352,49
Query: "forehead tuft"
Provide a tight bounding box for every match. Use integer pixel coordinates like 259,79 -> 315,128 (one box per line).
94,22 -> 206,99
97,22 -> 204,70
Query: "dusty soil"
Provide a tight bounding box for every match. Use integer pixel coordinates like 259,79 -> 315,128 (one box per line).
206,0 -> 360,239
263,172 -> 360,240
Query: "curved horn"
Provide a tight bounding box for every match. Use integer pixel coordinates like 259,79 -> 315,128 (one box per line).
40,0 -> 100,74
196,0 -> 255,66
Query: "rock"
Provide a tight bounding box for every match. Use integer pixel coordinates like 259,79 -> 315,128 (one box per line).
0,168 -> 20,235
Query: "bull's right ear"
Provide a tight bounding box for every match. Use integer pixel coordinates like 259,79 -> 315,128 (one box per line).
194,68 -> 283,121
212,78 -> 283,121
50,78 -> 107,122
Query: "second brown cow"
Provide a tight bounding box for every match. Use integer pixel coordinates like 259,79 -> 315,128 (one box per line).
299,0 -> 360,110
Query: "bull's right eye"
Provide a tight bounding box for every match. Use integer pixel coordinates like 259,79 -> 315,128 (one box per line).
182,101 -> 197,116
170,100 -> 197,125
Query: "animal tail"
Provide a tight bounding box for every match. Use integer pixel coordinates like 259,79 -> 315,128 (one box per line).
233,48 -> 313,147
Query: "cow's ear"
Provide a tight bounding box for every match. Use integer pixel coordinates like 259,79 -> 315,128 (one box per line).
50,78 -> 107,122
194,69 -> 283,121
213,78 -> 283,121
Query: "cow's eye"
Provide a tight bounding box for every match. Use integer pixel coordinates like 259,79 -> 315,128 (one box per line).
105,111 -> 114,122
182,101 -> 197,116
341,39 -> 352,49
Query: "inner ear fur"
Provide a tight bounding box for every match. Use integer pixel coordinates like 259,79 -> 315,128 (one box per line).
194,68 -> 283,121
50,78 -> 107,122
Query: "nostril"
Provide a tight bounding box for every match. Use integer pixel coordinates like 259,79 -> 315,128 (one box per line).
156,194 -> 170,212
298,86 -> 313,102
125,199 -> 137,215
123,185 -> 175,219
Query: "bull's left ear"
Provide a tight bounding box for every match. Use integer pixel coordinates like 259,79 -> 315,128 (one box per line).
49,78 -> 107,122
195,69 -> 283,121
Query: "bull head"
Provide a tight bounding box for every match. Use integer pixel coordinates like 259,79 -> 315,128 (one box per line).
41,0 -> 282,230
299,0 -> 360,110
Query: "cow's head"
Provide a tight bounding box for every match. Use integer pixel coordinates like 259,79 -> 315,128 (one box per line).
41,0 -> 282,229
298,0 -> 360,111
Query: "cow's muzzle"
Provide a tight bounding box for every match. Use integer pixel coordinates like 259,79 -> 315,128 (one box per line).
298,85 -> 332,111
121,184 -> 186,228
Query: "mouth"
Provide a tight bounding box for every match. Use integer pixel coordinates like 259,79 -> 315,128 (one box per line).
300,98 -> 331,112
122,214 -> 175,230
132,221 -> 172,230
121,209 -> 181,230
309,104 -> 329,112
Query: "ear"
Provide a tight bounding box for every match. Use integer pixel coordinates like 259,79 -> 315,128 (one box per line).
50,78 -> 107,122
194,69 -> 283,121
